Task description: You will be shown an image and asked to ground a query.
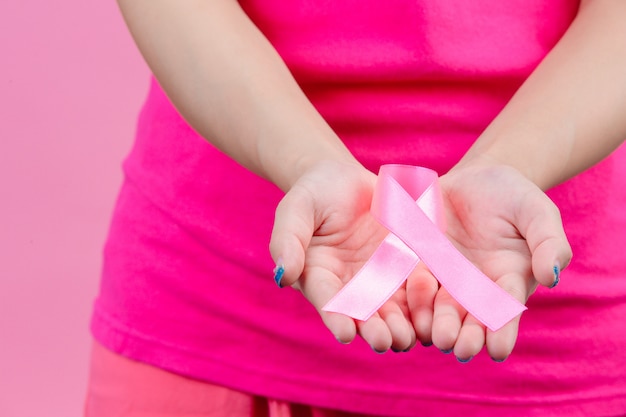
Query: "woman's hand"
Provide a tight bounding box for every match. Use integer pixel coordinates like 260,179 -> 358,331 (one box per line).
270,160 -> 417,353
410,158 -> 573,361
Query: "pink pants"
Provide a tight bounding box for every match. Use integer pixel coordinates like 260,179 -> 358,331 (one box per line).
85,341 -> 377,417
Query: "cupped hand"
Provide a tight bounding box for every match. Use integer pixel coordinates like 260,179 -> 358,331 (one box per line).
269,160 -> 417,353
409,158 -> 573,361
270,158 -> 572,360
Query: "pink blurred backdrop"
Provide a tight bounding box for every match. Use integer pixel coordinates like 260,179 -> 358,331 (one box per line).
0,1 -> 149,415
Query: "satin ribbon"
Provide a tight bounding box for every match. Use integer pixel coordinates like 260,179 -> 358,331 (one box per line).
322,165 -> 526,332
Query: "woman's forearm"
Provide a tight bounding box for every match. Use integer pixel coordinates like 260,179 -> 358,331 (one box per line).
116,0 -> 357,191
460,0 -> 626,190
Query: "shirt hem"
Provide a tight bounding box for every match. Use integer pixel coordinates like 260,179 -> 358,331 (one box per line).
90,307 -> 626,417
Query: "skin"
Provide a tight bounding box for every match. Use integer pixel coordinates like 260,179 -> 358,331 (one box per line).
117,0 -> 626,361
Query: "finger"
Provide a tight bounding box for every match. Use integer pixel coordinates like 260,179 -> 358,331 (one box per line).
269,186 -> 315,288
485,270 -> 533,360
356,315 -> 393,353
453,315 -> 485,362
407,263 -> 439,346
516,191 -> 573,288
378,298 -> 416,352
486,316 -> 521,362
297,266 -> 357,344
432,287 -> 464,353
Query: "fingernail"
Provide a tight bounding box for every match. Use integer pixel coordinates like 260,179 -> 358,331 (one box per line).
335,337 -> 350,345
440,348 -> 453,354
456,356 -> 473,363
491,356 -> 507,363
421,341 -> 433,347
273,259 -> 285,288
372,346 -> 388,354
549,263 -> 561,289
391,346 -> 411,353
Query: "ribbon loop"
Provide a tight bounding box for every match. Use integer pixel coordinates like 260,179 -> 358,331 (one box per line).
322,165 -> 526,332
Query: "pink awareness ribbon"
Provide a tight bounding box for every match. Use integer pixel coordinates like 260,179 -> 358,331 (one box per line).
322,164 -> 526,332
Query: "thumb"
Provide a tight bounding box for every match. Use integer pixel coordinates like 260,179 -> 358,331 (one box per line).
517,190 -> 573,289
269,185 -> 316,288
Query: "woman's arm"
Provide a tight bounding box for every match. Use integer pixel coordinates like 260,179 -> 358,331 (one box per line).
116,0 -> 357,192
117,0 -> 420,351
460,0 -> 626,189
430,0 -> 626,360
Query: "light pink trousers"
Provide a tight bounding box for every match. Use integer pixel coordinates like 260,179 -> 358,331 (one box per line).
84,341 -> 376,417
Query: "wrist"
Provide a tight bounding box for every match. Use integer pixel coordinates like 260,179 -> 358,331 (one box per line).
450,151 -> 546,192
259,129 -> 360,192
458,128 -> 571,191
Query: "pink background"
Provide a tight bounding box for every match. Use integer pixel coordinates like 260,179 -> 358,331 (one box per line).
0,1 -> 149,415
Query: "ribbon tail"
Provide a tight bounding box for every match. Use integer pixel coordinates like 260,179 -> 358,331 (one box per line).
322,233 -> 419,321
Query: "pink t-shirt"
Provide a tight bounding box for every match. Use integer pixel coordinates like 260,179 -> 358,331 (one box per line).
92,1 -> 626,415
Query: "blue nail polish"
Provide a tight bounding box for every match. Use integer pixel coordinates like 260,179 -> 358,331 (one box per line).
273,263 -> 285,288
491,356 -> 507,363
440,348 -> 453,354
549,264 -> 560,289
456,356 -> 473,363
421,341 -> 433,347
